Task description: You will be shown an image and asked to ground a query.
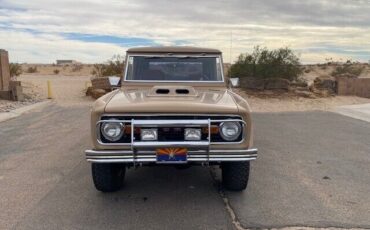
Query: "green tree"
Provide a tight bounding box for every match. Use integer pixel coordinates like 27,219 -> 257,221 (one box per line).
228,46 -> 302,81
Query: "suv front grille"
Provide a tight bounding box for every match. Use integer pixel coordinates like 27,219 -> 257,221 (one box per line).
98,115 -> 244,144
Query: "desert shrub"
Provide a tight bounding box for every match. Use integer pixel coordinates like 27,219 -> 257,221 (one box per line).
53,69 -> 60,74
304,68 -> 311,73
10,63 -> 23,77
331,62 -> 364,77
92,55 -> 125,77
228,46 -> 302,81
72,64 -> 83,72
27,66 -> 37,73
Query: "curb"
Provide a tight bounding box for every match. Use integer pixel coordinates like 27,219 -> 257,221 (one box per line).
0,100 -> 52,123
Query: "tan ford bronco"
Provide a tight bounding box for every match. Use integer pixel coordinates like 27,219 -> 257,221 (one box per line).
85,46 -> 258,192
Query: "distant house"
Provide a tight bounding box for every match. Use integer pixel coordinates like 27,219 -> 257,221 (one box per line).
56,60 -> 79,65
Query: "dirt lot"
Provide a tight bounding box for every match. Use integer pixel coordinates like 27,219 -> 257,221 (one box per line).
21,64 -> 94,76
301,63 -> 370,85
2,74 -> 369,113
17,74 -> 93,106
235,89 -> 370,112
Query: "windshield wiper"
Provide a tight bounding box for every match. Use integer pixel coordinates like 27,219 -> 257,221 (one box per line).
178,56 -> 198,59
144,56 -> 161,59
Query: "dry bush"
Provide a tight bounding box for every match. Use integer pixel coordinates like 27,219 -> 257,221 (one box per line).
10,63 -> 23,77
53,69 -> 60,74
72,64 -> 83,72
27,66 -> 37,73
228,46 -> 302,82
92,55 -> 125,78
331,62 -> 364,77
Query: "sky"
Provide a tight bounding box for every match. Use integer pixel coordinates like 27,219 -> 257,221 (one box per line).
0,0 -> 370,64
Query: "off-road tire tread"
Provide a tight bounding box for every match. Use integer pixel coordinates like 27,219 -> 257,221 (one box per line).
92,163 -> 125,192
222,161 -> 250,191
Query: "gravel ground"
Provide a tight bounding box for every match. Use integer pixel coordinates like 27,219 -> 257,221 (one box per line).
0,98 -> 43,112
0,76 -> 45,112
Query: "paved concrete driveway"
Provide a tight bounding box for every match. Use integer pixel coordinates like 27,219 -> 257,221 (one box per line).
334,103 -> 370,123
0,104 -> 369,229
223,111 -> 370,229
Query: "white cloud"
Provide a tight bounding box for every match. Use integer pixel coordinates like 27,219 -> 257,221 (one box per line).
0,0 -> 369,63
0,29 -> 127,63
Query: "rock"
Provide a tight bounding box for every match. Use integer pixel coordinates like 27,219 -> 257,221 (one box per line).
311,88 -> 333,97
295,90 -> 316,98
313,76 -> 336,94
264,78 -> 290,90
240,78 -> 265,90
90,88 -> 107,99
290,81 -> 308,88
85,86 -> 94,96
91,77 -> 111,91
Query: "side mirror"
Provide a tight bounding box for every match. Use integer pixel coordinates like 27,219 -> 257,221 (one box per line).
229,77 -> 240,88
108,76 -> 121,88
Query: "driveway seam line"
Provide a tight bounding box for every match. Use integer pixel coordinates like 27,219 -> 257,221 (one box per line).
209,167 -> 246,230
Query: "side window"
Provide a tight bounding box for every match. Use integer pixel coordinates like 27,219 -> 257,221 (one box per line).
126,57 -> 134,80
216,57 -> 223,81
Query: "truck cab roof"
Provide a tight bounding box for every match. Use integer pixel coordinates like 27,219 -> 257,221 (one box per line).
126,46 -> 222,54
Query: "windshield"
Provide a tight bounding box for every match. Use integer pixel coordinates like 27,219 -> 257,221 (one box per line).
125,56 -> 223,82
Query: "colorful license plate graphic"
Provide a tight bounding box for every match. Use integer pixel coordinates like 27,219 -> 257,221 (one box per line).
156,148 -> 187,163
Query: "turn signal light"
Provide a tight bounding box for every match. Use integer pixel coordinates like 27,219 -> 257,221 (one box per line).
124,125 -> 141,134
202,126 -> 219,134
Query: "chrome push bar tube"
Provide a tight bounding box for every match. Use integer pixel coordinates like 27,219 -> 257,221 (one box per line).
85,148 -> 258,163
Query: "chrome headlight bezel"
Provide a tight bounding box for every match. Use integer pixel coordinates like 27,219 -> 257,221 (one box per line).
140,128 -> 158,141
100,121 -> 124,142
219,121 -> 242,141
184,128 -> 202,141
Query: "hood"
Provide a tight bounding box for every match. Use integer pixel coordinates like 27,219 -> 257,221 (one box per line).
104,85 -> 239,114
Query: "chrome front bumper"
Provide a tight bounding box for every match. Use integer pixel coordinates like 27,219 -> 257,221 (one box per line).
85,148 -> 258,163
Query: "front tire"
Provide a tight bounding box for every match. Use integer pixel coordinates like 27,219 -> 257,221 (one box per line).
221,161 -> 250,191
91,163 -> 126,192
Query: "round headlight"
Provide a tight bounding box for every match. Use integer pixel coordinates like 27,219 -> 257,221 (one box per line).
219,121 -> 242,141
101,121 -> 124,141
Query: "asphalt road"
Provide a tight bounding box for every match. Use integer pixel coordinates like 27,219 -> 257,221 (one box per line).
0,103 -> 369,229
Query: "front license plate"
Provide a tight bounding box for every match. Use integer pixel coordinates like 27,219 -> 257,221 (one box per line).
156,148 -> 187,163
